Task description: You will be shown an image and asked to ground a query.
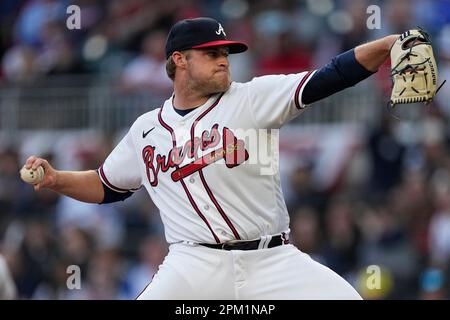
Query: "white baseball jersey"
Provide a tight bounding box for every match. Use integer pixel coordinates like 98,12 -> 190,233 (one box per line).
99,71 -> 316,244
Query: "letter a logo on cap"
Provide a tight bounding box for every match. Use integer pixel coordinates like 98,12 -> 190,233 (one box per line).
215,23 -> 226,36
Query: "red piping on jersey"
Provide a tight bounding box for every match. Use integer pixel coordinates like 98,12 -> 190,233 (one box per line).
99,165 -> 138,192
158,106 -> 221,244
294,70 -> 314,109
190,93 -> 242,240
198,170 -> 241,240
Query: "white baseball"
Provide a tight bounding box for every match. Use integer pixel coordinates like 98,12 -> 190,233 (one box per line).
20,166 -> 45,185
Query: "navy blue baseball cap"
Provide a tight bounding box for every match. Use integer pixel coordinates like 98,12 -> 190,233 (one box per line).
165,17 -> 248,58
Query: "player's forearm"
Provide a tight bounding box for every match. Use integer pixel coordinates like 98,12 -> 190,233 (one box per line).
51,170 -> 104,203
354,35 -> 399,72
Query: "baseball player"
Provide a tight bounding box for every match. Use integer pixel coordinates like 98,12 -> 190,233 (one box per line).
23,17 -> 401,299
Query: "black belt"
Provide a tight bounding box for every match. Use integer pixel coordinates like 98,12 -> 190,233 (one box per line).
199,234 -> 288,251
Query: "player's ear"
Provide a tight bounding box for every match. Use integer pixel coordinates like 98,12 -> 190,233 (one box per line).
172,51 -> 188,68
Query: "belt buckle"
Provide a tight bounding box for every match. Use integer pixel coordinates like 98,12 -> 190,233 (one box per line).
221,240 -> 241,250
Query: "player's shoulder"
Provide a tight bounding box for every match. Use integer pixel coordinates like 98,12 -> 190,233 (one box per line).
129,107 -> 161,133
237,71 -> 312,91
249,71 -> 311,83
227,71 -> 312,92
135,108 -> 160,122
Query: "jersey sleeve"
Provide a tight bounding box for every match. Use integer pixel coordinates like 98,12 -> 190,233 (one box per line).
98,131 -> 142,193
246,71 -> 316,129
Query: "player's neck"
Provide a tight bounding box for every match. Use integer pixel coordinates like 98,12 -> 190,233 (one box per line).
173,84 -> 211,110
172,93 -> 211,110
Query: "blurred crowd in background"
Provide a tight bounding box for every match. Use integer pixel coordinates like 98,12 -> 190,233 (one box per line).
1,0 -> 450,300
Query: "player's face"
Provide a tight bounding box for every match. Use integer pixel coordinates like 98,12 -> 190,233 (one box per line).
185,46 -> 231,94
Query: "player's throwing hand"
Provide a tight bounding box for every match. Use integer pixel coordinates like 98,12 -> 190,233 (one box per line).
22,156 -> 57,191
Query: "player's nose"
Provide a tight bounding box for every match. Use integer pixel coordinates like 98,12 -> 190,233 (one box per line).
218,57 -> 229,68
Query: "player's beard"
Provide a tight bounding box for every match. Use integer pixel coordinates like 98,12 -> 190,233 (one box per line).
188,69 -> 231,96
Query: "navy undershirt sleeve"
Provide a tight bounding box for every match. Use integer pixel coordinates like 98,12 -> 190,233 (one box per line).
96,169 -> 134,204
302,49 -> 375,105
100,183 -> 133,203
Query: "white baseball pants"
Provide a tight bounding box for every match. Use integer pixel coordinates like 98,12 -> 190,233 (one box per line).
136,243 -> 362,300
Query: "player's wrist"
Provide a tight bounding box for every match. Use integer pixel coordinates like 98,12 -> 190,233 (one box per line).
385,35 -> 399,51
46,169 -> 61,191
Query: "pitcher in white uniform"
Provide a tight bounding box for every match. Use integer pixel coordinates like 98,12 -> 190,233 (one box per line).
23,17 -> 402,299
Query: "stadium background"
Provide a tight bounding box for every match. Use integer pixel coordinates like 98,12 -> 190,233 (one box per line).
1,0 -> 450,299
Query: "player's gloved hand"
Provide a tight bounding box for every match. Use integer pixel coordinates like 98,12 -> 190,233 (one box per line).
389,28 -> 445,107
